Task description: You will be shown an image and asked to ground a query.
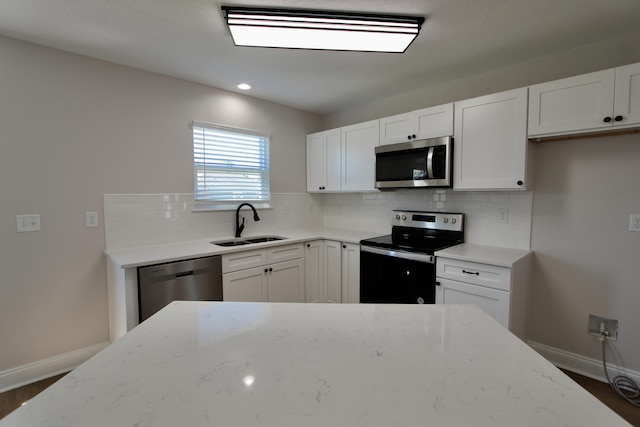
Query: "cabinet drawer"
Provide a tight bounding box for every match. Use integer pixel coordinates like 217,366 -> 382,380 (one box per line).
222,249 -> 268,273
436,258 -> 511,291
267,243 -> 304,264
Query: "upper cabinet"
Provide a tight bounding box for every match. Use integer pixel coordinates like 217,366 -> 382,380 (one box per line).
528,62 -> 640,138
306,129 -> 341,192
306,120 -> 379,193
340,120 -> 380,192
379,103 -> 454,145
454,88 -> 528,191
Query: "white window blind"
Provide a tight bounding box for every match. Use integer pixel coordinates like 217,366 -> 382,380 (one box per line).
193,122 -> 270,210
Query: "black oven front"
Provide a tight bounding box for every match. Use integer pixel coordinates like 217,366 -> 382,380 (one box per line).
360,246 -> 436,304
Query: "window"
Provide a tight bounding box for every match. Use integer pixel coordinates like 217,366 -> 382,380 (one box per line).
193,122 -> 270,210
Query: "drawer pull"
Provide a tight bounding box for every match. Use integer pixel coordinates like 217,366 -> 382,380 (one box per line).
462,270 -> 480,276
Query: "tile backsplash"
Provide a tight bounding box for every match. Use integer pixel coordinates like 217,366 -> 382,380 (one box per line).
104,193 -> 323,250
104,189 -> 532,250
322,189 -> 532,250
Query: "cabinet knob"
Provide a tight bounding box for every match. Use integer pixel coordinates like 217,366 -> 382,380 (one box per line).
604,116 -> 612,123
517,180 -> 523,186
435,281 -> 441,286
264,268 -> 269,273
343,245 -> 346,249
615,115 -> 623,122
307,243 -> 310,248
269,268 -> 273,272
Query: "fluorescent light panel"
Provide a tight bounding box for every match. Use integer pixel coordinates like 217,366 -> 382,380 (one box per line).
222,7 -> 424,53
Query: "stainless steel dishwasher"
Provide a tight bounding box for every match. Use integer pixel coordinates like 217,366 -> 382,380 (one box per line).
137,256 -> 222,322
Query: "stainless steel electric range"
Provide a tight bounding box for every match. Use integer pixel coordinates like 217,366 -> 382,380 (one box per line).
359,210 -> 464,304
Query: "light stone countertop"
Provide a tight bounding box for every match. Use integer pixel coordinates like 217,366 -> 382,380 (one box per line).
2,301 -> 629,426
435,242 -> 531,268
105,228 -> 381,269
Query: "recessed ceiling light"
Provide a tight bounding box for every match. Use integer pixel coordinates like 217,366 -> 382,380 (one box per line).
237,83 -> 252,90
221,6 -> 424,53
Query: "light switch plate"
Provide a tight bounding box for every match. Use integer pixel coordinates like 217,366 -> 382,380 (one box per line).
17,214 -> 41,232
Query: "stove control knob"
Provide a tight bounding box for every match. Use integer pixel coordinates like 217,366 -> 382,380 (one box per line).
443,218 -> 449,223
402,215 -> 407,220
395,214 -> 401,220
452,218 -> 457,224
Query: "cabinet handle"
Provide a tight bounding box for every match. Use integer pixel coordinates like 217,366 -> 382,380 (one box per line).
435,281 -> 441,286
462,270 -> 480,276
615,115 -> 623,122
517,180 -> 523,186
603,116 -> 612,123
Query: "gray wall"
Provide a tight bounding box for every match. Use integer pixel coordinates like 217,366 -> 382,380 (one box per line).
0,35 -> 321,373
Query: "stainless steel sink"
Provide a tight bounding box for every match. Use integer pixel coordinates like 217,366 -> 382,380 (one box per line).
245,236 -> 286,243
211,236 -> 286,247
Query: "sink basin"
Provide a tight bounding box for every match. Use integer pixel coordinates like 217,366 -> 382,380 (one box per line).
211,236 -> 286,247
211,239 -> 252,247
245,236 -> 286,243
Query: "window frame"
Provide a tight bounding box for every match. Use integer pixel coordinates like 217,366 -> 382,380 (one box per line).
192,121 -> 271,211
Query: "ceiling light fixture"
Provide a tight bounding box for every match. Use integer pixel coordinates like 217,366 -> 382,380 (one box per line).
221,6 -> 424,53
237,83 -> 252,90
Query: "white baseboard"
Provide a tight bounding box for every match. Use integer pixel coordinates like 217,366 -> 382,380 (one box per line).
0,342 -> 109,393
528,340 -> 640,385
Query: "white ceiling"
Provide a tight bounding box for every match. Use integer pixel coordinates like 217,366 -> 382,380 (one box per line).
1,0 -> 640,115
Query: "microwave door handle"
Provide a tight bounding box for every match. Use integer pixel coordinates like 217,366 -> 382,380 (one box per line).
426,147 -> 434,179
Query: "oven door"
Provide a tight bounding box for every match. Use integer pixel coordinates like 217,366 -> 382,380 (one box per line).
360,246 -> 435,304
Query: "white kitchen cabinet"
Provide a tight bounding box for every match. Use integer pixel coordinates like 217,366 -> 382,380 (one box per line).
306,129 -> 341,192
453,87 -> 528,191
379,103 -> 454,145
340,120 -> 380,192
528,62 -> 640,138
435,253 -> 530,339
222,243 -> 305,303
304,240 -> 360,303
341,242 -> 360,304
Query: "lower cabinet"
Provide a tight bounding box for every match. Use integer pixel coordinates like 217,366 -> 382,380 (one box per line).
304,240 -> 360,303
436,255 -> 530,339
222,243 -> 305,303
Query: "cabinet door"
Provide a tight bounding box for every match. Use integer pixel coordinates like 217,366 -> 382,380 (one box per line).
413,103 -> 454,141
379,111 -> 416,145
267,259 -> 305,303
324,240 -> 342,303
223,267 -> 266,302
613,62 -> 640,128
304,240 -> 324,303
341,120 -> 380,191
528,69 -> 615,137
306,129 -> 341,192
379,104 -> 454,146
454,88 -> 528,190
435,278 -> 510,329
341,243 -> 360,304
306,132 -> 325,192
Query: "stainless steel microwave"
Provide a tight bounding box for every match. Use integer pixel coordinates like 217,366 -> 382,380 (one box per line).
375,136 -> 453,189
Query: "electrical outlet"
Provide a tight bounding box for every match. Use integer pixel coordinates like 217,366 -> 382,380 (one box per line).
630,214 -> 640,232
588,314 -> 618,340
86,212 -> 98,228
498,209 -> 509,224
16,214 -> 41,232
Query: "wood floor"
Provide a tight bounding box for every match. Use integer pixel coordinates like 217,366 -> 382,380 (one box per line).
1,370 -> 639,424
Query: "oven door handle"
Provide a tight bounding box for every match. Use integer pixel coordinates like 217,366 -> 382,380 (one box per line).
361,245 -> 434,264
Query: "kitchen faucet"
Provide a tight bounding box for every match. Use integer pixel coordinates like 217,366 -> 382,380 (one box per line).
235,203 -> 260,238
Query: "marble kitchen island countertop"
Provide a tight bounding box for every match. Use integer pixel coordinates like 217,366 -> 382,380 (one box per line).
2,302 -> 629,426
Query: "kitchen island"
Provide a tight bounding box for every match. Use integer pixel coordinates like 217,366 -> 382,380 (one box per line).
2,302 -> 630,426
